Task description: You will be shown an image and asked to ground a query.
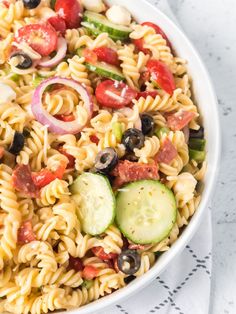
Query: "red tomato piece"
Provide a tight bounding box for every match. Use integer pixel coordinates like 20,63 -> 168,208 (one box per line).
55,0 -> 82,29
142,22 -> 172,49
136,90 -> 158,100
133,38 -> 150,54
92,246 -> 118,261
2,1 -> 10,8
55,114 -> 75,122
155,138 -> 178,164
167,110 -> 196,131
68,256 -> 83,272
82,49 -> 98,64
96,80 -> 138,109
90,135 -> 99,145
82,266 -> 99,280
12,165 -> 39,197
47,16 -> 66,35
112,160 -> 159,188
58,146 -> 75,169
15,24 -> 58,56
32,169 -> 56,188
18,220 -> 36,244
93,47 -> 119,66
146,59 -> 175,95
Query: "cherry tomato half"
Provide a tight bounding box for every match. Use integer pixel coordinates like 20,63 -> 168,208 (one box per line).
82,49 -> 98,64
15,23 -> 58,56
95,80 -> 138,109
47,16 -> 66,35
133,38 -> 150,54
142,22 -> 172,49
55,114 -> 75,122
93,47 -> 119,66
146,59 -> 175,95
55,0 -> 82,29
82,266 -> 98,280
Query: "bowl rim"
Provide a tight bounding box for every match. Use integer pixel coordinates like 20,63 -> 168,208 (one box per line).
61,1 -> 221,313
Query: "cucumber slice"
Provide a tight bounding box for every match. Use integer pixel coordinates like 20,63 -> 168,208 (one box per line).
189,149 -> 206,162
116,180 -> 177,244
77,49 -> 125,81
86,61 -> 125,81
189,138 -> 206,151
81,22 -> 126,41
70,173 -> 115,235
83,11 -> 132,40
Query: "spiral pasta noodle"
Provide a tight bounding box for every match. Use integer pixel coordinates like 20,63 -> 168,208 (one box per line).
0,1 -> 207,313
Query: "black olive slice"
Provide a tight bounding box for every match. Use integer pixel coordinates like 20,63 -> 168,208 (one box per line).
9,132 -> 25,155
189,127 -> 204,139
121,128 -> 145,152
23,0 -> 41,9
141,113 -> 155,135
10,52 -> 33,70
124,275 -> 136,284
95,148 -> 118,174
117,250 -> 141,275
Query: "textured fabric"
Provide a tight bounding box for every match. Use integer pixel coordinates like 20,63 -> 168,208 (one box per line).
102,1 -> 212,313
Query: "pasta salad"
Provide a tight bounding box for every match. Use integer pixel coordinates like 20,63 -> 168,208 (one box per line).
0,0 -> 207,313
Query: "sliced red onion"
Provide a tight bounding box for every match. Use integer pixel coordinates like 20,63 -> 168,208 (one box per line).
118,107 -> 142,130
38,37 -> 67,68
31,77 -> 93,135
183,126 -> 190,143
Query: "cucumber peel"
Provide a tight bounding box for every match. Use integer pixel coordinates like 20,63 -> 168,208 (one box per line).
82,11 -> 132,41
77,48 -> 125,81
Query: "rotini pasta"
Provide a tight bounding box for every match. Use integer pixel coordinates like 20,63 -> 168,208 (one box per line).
0,1 -> 207,313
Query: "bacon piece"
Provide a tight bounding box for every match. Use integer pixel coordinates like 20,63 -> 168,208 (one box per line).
17,220 -> 36,244
12,165 -> 39,197
155,138 -> 177,165
68,256 -> 83,272
167,110 -> 196,131
112,160 -> 159,188
82,265 -> 99,280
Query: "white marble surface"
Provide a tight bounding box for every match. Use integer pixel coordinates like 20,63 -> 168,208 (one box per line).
147,0 -> 236,313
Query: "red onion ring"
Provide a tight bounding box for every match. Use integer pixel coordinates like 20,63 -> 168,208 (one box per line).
38,37 -> 67,68
31,77 -> 93,135
183,126 -> 190,143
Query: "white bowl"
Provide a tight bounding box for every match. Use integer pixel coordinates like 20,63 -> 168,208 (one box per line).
61,1 -> 221,313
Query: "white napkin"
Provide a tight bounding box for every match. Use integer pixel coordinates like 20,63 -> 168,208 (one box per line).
102,1 -> 212,313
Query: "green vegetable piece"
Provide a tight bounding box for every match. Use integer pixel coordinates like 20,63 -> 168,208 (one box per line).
155,127 -> 170,139
112,122 -> 123,142
9,73 -> 19,82
70,173 -> 115,235
82,280 -> 93,289
189,138 -> 206,151
50,0 -> 56,9
189,149 -> 206,162
116,180 -> 177,244
32,75 -> 44,87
